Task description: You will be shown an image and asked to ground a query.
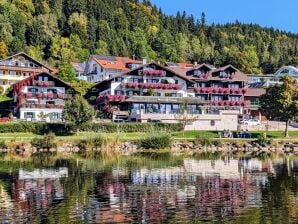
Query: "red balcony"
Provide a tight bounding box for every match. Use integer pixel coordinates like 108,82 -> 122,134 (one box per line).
126,82 -> 181,90
96,94 -> 126,103
33,80 -> 55,87
194,87 -> 247,95
21,103 -> 64,109
141,70 -> 166,76
210,100 -> 250,106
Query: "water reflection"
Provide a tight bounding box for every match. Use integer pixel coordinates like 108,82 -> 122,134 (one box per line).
0,155 -> 298,223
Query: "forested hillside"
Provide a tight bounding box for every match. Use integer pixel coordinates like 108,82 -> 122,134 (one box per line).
0,0 -> 298,74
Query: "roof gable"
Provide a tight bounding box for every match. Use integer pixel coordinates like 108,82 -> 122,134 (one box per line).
90,55 -> 142,71
125,62 -> 195,83
0,52 -> 55,72
13,72 -> 73,94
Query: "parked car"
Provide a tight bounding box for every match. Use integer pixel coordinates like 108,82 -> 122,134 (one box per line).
112,118 -> 125,123
147,118 -> 162,123
240,118 -> 261,125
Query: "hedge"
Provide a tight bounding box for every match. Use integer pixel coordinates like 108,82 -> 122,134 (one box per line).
0,122 -> 183,134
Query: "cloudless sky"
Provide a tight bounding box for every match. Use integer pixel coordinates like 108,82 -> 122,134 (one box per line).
150,0 -> 298,34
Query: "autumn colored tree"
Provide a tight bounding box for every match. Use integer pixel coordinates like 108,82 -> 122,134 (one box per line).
260,75 -> 298,137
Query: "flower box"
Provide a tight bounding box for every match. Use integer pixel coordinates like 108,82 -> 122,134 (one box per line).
47,93 -> 54,99
26,92 -> 33,98
58,93 -> 65,99
37,93 -> 43,98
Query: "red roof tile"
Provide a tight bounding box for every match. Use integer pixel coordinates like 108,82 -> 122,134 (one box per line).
92,55 -> 142,71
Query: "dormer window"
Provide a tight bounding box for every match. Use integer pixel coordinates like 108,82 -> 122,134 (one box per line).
219,71 -> 230,78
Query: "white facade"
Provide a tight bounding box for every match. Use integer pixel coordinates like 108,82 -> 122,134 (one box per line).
14,73 -> 71,122
0,53 -> 52,91
84,58 -> 121,82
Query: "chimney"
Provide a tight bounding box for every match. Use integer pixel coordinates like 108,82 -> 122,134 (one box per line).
194,61 -> 198,67
142,57 -> 147,65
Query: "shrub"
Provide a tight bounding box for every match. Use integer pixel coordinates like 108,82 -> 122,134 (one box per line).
0,140 -> 7,149
195,135 -> 212,146
77,135 -> 105,151
212,140 -> 223,147
256,133 -> 270,146
139,132 -> 173,149
0,122 -> 183,134
31,132 -> 57,149
92,135 -> 104,149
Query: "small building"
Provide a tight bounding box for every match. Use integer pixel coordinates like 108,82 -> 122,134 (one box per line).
70,62 -> 86,80
13,72 -> 74,122
0,52 -> 55,91
84,55 -> 142,82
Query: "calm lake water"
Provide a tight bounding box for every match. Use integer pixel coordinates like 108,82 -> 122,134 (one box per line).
0,153 -> 298,223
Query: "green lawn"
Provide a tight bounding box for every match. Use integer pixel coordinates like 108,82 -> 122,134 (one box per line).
0,130 -> 298,141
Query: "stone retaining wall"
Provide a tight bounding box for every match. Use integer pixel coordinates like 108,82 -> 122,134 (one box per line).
1,141 -> 298,157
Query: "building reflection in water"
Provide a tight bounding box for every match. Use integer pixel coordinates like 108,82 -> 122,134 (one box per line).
0,168 -> 68,223
93,158 -> 276,223
1,157 -> 298,223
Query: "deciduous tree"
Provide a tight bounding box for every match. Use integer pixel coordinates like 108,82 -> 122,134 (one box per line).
260,75 -> 298,137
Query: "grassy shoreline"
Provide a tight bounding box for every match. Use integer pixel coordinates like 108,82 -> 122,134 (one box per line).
0,130 -> 298,142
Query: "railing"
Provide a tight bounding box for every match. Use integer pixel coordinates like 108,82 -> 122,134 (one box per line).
194,87 -> 246,95
21,104 -> 64,109
126,82 -> 181,90
24,92 -> 72,99
32,80 -> 55,87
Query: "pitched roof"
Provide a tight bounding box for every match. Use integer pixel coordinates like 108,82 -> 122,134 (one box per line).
0,52 -> 55,73
91,55 -> 142,71
71,62 -> 86,73
13,71 -> 73,92
91,62 -> 195,90
166,62 -> 194,68
125,62 -> 195,83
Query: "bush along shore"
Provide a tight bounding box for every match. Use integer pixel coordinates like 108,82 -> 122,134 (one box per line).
1,132 -> 298,157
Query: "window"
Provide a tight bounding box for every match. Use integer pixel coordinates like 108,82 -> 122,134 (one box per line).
228,83 -> 240,89
197,95 -> 207,101
29,88 -> 38,94
49,112 -> 60,120
24,112 -> 35,119
212,83 -> 222,88
229,96 -> 240,101
211,95 -> 223,101
115,90 -> 122,95
210,120 -> 215,126
251,98 -> 260,105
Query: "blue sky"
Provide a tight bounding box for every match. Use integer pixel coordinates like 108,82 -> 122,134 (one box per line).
150,0 -> 298,33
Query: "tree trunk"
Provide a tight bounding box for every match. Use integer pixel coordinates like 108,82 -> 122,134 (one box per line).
285,119 -> 290,138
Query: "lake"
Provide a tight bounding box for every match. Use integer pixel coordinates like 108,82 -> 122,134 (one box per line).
0,153 -> 298,223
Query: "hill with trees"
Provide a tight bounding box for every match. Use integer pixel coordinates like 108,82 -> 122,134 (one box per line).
0,0 -> 298,74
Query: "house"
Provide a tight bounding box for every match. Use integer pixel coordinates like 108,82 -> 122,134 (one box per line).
0,52 -> 55,91
70,62 -> 86,80
88,62 -> 195,121
13,72 -> 74,122
84,55 -> 143,82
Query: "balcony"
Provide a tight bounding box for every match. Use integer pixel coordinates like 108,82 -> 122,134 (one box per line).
194,87 -> 246,95
21,103 -> 64,109
126,82 -> 181,90
96,94 -> 126,103
139,70 -> 166,76
0,74 -> 26,81
33,80 -> 55,87
24,92 -> 72,100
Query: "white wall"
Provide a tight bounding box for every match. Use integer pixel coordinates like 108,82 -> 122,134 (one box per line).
20,108 -> 63,121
